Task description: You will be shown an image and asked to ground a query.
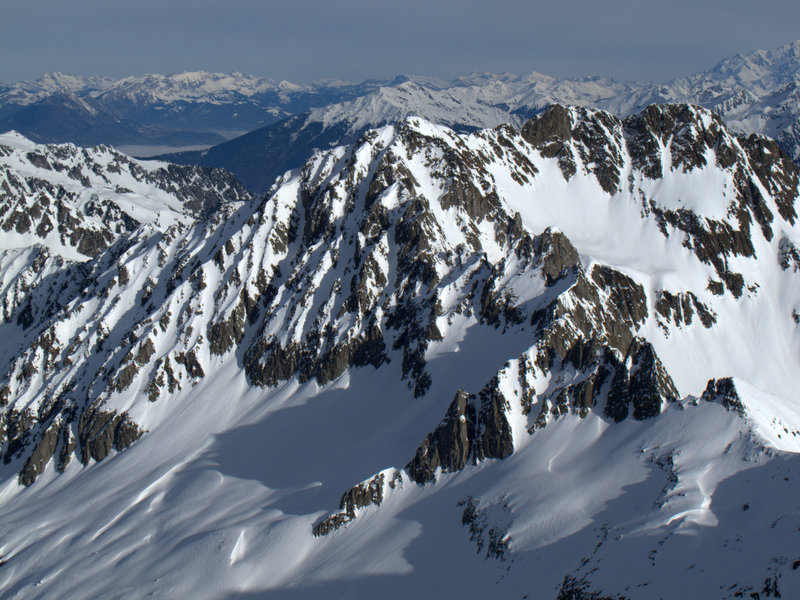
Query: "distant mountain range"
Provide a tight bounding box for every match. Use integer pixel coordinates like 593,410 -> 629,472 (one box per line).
2,40 -> 799,194
0,71 -> 402,150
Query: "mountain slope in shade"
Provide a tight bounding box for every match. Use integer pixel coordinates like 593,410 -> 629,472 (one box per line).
0,105 -> 799,599
0,90 -> 229,149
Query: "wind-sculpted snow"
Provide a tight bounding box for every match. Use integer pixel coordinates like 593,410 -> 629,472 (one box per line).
0,105 -> 799,599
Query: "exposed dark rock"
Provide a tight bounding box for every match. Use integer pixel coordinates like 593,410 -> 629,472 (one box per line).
539,229 -> 581,286
627,339 -> 678,420
55,425 -> 76,472
531,350 -> 614,429
740,134 -> 799,225
474,375 -> 514,462
72,227 -> 113,257
624,105 -> 673,179
175,350 -> 205,379
245,322 -> 388,389
701,377 -> 745,416
625,104 -> 726,175
25,151 -> 52,170
312,471 -> 396,536
532,262 -> 650,375
406,390 -> 476,484
604,338 -> 679,422
459,495 -> 512,562
521,104 -> 572,152
2,408 -> 36,464
208,302 -> 246,356
591,265 -> 648,328
521,105 -> 577,180
571,110 -> 625,195
735,169 -> 775,242
78,410 -> 143,464
778,237 -> 800,272
650,205 -> 752,297
407,375 -> 513,485
19,422 -> 60,486
557,574 -> 630,600
440,179 -> 500,223
655,290 -> 717,331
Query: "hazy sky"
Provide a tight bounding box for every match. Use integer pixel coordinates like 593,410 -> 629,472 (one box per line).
2,0 -> 799,84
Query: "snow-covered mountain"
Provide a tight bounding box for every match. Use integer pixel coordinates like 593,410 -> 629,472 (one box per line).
0,71 -> 339,108
0,131 -> 250,255
1,104 -> 798,598
0,130 -> 250,345
0,73 -> 114,110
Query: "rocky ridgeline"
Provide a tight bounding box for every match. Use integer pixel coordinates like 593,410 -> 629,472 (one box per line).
525,104 -> 798,297
0,136 -> 251,258
1,104 -> 797,502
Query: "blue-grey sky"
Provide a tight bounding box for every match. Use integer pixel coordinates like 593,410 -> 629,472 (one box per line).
2,0 -> 799,84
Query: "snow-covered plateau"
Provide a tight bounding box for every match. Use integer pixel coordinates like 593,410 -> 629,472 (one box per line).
0,102 -> 799,599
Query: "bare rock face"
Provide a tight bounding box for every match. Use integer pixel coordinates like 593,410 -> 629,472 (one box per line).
19,423 -> 60,486
604,338 -> 679,422
655,290 -> 717,332
539,230 -> 582,286
739,134 -> 798,225
406,377 -> 515,486
406,390 -> 476,484
701,377 -> 745,416
779,236 -> 800,272
521,104 -> 575,182
78,410 -> 143,465
313,470 -> 403,536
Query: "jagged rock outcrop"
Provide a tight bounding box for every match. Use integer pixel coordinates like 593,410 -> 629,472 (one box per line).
655,290 -> 717,332
406,378 -> 515,485
604,338 -> 679,422
313,469 -> 403,536
779,236 -> 800,272
701,377 -> 746,416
